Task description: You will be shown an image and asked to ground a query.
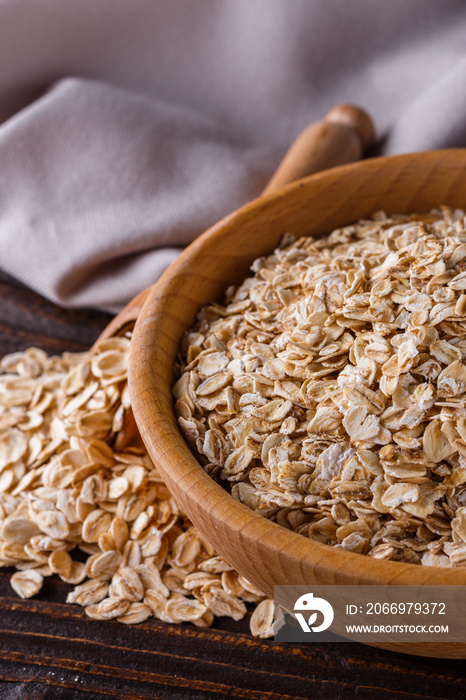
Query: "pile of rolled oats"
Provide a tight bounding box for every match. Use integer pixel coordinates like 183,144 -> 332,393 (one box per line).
175,207 -> 466,568
0,336 -> 282,638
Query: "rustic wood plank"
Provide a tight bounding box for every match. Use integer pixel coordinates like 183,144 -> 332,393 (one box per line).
1,275 -> 466,699
0,271 -> 112,354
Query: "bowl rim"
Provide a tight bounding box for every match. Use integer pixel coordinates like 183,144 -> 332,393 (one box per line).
129,149 -> 466,587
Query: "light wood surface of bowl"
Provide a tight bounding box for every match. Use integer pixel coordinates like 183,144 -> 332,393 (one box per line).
129,150 -> 466,657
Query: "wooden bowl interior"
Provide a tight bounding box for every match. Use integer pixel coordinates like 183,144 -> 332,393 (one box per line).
129,151 -> 466,628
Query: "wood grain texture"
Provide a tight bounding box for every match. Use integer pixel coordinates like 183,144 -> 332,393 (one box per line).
0,270 -> 112,355
129,150 -> 466,659
1,249 -> 466,697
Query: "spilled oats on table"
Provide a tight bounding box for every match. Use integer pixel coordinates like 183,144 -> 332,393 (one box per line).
175,207 -> 466,567
0,336 -> 282,639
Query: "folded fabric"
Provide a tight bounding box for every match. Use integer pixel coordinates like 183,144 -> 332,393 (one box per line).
0,78 -> 273,311
0,0 -> 465,312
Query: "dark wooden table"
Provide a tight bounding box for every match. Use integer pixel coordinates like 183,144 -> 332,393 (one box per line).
1,272 -> 466,700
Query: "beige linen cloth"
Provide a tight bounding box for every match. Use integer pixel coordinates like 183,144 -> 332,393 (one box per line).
0,0 -> 465,312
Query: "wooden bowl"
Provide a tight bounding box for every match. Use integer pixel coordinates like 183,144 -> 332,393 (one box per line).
129,150 -> 466,657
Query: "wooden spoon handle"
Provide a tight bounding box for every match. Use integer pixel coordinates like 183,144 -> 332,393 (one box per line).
262,104 -> 374,196
93,103 -> 374,347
